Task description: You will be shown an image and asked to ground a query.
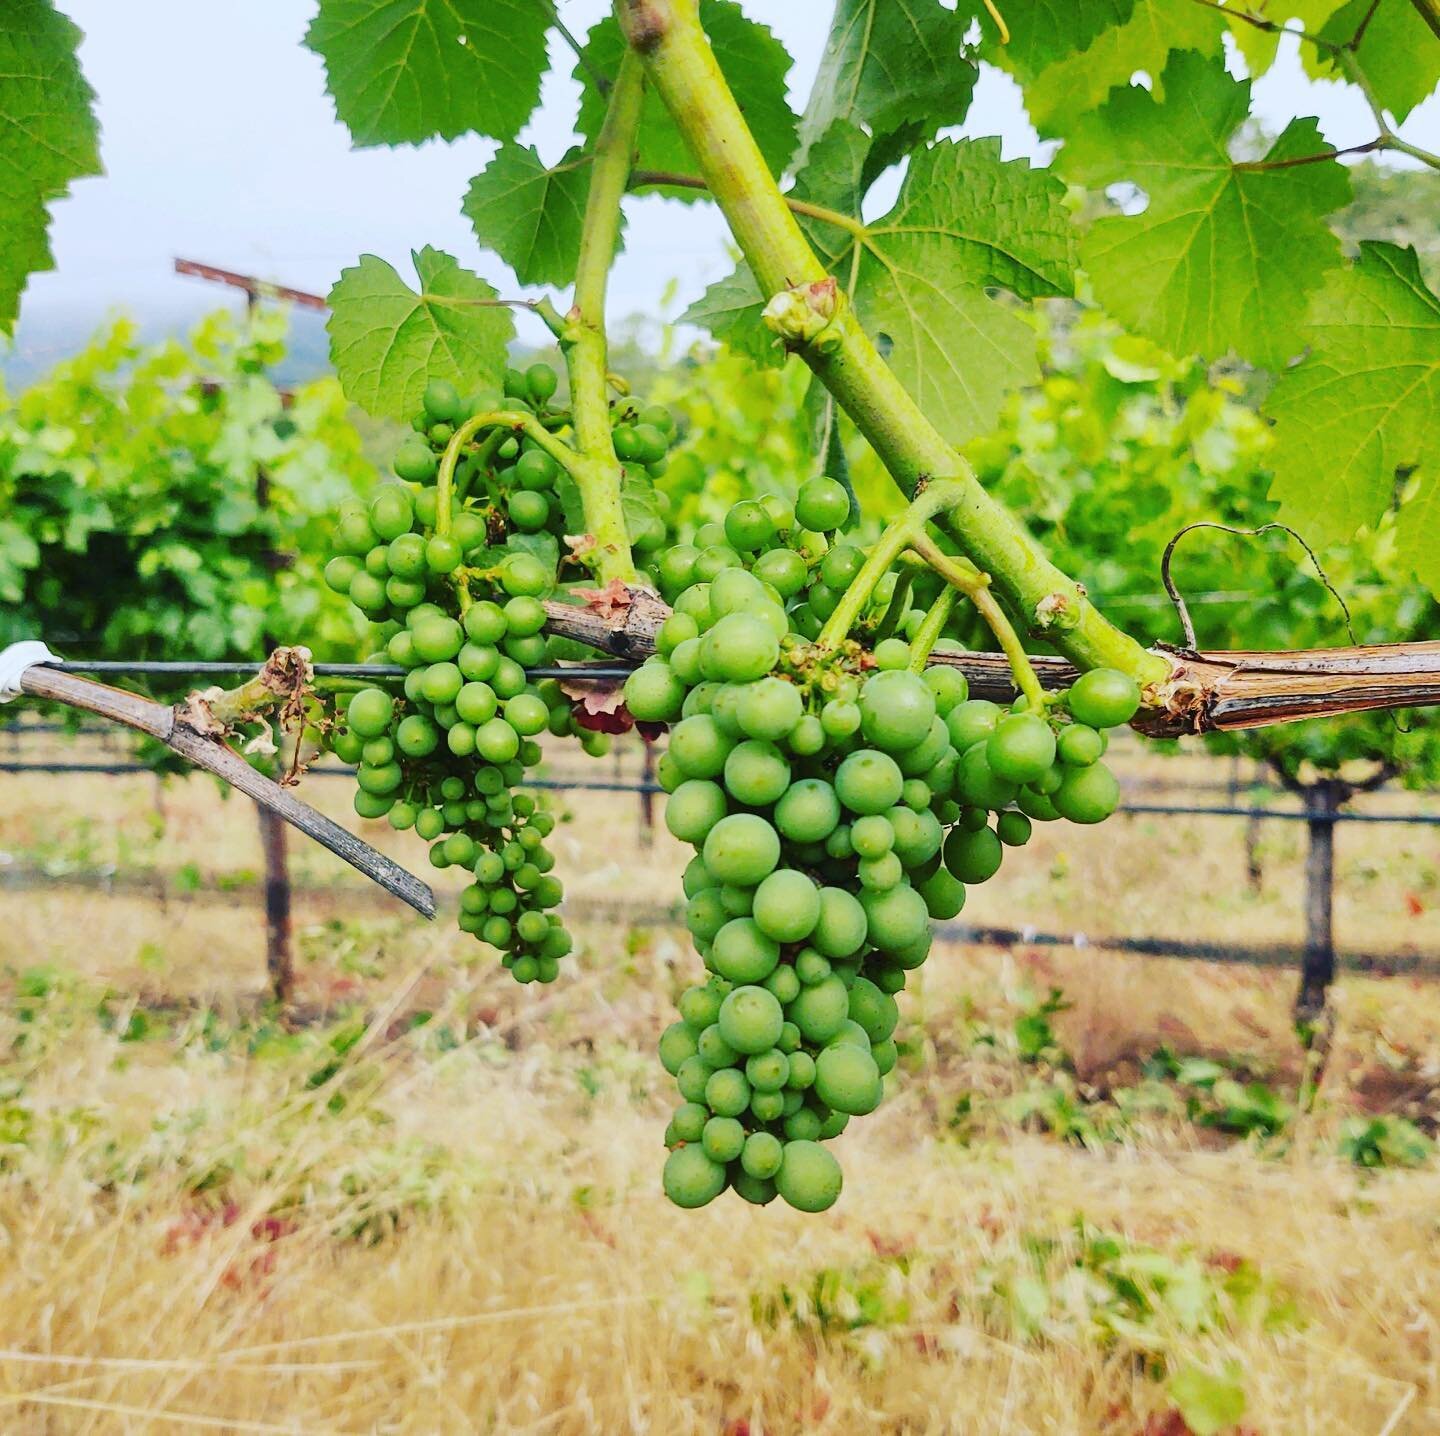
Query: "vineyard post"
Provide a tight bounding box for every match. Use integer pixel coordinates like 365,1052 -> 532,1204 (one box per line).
248,281 -> 295,1007
639,739 -> 656,848
1298,779 -> 1342,1022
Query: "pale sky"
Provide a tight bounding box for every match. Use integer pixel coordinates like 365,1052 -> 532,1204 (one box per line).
12,0 -> 1440,366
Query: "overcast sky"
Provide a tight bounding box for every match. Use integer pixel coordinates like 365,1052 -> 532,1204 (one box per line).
12,0 -> 1439,366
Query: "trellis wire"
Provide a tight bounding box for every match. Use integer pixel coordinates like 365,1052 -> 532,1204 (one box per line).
41,660 -> 636,682
3,757 -> 1439,827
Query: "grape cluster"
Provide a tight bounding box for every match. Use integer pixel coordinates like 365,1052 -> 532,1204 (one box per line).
320,367 -> 679,982
626,478 -> 1139,1212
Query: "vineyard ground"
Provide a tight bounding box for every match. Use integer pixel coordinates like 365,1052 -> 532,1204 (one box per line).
0,745 -> 1438,1431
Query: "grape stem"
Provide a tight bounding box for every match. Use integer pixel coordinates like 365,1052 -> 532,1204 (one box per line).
557,45 -> 645,585
909,532 -> 1047,710
872,568 -> 914,641
617,0 -> 1170,688
435,411 -> 589,541
908,587 -> 956,671
816,480 -> 967,649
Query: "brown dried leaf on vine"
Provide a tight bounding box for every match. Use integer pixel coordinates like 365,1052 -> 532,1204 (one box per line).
559,675 -> 633,734
573,577 -> 634,621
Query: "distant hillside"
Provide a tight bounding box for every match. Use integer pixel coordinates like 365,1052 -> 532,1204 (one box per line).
1,300 -> 335,390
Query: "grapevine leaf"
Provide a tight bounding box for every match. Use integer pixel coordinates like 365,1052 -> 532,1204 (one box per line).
305,0 -> 551,146
688,136 -> 1075,443
1395,468 -> 1440,594
1223,0 -> 1346,77
846,138 -> 1077,445
462,145 -> 603,289
795,0 -> 978,175
791,119 -> 871,271
1059,52 -> 1351,367
983,0 -> 1136,78
577,1 -> 796,203
1023,0 -> 1226,132
1316,0 -> 1440,125
1268,242 -> 1440,591
327,247 -> 514,418
682,262 -> 781,368
0,0 -> 102,333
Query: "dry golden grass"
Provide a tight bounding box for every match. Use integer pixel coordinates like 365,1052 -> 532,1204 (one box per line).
0,736 -> 1438,1433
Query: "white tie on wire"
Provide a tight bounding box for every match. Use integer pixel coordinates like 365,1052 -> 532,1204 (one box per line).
0,641 -> 60,702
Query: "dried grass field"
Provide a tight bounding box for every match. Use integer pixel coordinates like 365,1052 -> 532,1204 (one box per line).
1,728 -> 1439,1434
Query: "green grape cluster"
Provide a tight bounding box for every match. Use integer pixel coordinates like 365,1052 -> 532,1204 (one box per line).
626,478 -> 1140,1212
321,370 -> 612,982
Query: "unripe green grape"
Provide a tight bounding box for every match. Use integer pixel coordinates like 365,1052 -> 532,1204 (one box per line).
424,534 -> 462,575
501,553 -> 550,597
986,713 -> 1057,785
795,476 -> 850,532
997,809 -> 1033,846
369,486 -> 414,541
393,442 -> 437,482
1067,669 -> 1141,730
762,963 -> 801,1006
717,984 -> 784,1055
663,1144 -> 727,1209
711,918 -> 780,984
624,659 -> 686,722
525,362 -> 558,404
491,657 -> 527,699
814,1043 -> 882,1116
1057,723 -> 1105,767
735,675 -> 804,742
702,813 -> 780,887
724,499 -> 775,552
678,983 -> 724,1031
669,715 -> 732,779
1052,761 -> 1120,823
850,814 -> 894,859
745,1047 -> 789,1092
923,666 -> 969,713
361,736 -> 394,766
347,688 -> 394,739
741,1131 -> 783,1180
955,743 -> 1019,811
504,693 -> 549,736
861,884 -> 930,953
700,613 -> 779,684
659,1021 -> 700,1076
819,543 -> 864,591
751,868 -> 820,944
943,824 -> 1003,883
694,544 -> 743,583
658,611 -> 700,655
666,779 -> 728,844
718,884 -> 754,916
697,1023 -> 738,1069
782,1108 -> 824,1142
858,852 -> 903,891
324,555 -> 361,594
704,1067 -> 751,1117
722,740 -> 790,806
702,1116 -> 746,1163
752,547 -> 807,598
508,490 -> 549,531
946,699 -> 1002,751
463,602 -> 506,645
672,1102 -> 708,1144
354,790 -> 395,819
348,571 -> 388,613
917,865 -> 966,920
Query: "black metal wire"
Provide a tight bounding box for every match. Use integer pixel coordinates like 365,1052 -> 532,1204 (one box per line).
3,760 -> 1439,825
43,660 -> 636,682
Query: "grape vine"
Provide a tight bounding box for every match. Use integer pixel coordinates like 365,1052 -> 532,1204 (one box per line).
6,0 -> 1438,1217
